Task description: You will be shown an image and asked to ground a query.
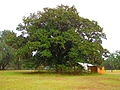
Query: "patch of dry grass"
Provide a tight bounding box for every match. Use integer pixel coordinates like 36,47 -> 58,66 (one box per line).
0,70 -> 120,90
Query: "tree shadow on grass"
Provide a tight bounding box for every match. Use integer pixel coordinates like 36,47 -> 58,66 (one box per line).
16,70 -> 95,76
18,71 -> 56,75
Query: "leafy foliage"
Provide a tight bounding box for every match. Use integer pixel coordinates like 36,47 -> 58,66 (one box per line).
16,5 -> 108,72
0,40 -> 15,70
103,51 -> 120,70
0,30 -> 22,70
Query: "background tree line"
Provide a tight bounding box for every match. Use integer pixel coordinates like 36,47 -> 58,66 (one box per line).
103,51 -> 120,70
0,5 -> 109,72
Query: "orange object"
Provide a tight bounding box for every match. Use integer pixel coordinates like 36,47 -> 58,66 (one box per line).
97,67 -> 105,74
88,66 -> 105,74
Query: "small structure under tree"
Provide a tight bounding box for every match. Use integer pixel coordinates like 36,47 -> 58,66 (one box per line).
88,66 -> 105,74
78,62 -> 105,74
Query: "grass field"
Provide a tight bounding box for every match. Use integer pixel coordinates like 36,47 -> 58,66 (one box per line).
0,70 -> 120,90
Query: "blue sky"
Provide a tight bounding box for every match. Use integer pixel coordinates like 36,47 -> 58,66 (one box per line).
0,0 -> 120,52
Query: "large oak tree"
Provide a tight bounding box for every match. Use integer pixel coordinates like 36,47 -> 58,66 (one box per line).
17,5 -> 108,72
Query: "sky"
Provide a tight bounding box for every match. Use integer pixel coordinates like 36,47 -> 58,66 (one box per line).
0,0 -> 120,53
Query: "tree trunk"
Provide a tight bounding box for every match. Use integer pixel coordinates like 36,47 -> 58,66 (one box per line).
16,57 -> 21,70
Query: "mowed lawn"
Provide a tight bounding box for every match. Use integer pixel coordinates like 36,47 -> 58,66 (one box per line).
0,70 -> 120,90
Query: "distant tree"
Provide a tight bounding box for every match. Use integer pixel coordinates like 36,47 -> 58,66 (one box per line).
16,5 -> 108,72
0,41 -> 15,70
103,51 -> 120,70
0,30 -> 21,70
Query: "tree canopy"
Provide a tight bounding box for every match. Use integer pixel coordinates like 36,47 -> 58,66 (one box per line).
0,30 -> 15,70
14,5 -> 109,72
103,51 -> 120,70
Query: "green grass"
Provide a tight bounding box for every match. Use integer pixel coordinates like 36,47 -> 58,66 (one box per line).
0,70 -> 120,90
